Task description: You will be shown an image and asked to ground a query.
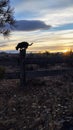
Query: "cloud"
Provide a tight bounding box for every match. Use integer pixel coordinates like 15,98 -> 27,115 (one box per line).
49,0 -> 73,9
13,0 -> 73,17
13,20 -> 51,31
14,0 -> 73,12
12,0 -> 73,28
52,23 -> 73,31
10,0 -> 73,32
0,44 -> 7,47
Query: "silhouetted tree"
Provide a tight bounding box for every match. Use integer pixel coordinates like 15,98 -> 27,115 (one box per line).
16,41 -> 33,88
0,0 -> 15,36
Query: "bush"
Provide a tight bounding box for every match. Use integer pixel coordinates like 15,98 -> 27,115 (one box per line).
0,66 -> 5,79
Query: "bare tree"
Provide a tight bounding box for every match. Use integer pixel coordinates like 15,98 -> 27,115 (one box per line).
0,0 -> 15,36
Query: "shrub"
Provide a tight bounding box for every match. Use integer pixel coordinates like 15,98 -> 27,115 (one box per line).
0,66 -> 5,79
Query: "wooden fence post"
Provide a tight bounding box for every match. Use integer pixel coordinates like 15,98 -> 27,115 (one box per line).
16,41 -> 33,88
20,49 -> 26,88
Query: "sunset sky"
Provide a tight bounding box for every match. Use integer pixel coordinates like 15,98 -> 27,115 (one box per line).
0,0 -> 73,53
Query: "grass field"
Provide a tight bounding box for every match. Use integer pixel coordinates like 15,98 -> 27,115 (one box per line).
0,73 -> 73,130
0,52 -> 73,130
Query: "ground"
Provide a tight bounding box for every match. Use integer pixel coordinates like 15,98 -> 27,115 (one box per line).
0,53 -> 73,130
0,73 -> 73,130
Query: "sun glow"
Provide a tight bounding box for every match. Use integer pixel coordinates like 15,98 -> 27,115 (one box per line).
63,48 -> 73,55
63,49 -> 69,53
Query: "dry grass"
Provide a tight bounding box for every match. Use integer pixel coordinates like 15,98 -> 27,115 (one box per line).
0,73 -> 73,130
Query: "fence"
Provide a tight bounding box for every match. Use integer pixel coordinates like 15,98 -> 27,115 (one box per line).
0,55 -> 73,79
5,68 -> 73,79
